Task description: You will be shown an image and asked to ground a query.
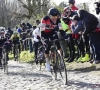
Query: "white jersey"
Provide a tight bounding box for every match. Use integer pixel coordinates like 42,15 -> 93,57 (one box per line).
32,27 -> 41,42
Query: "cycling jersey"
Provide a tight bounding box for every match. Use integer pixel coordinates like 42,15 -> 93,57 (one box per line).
40,16 -> 61,54
0,37 -> 7,47
40,16 -> 62,33
32,27 -> 41,42
10,34 -> 20,40
10,34 -> 20,44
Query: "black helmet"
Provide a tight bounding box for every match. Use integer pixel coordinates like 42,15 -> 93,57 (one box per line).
36,20 -> 40,25
21,23 -> 26,26
68,0 -> 75,5
48,8 -> 59,16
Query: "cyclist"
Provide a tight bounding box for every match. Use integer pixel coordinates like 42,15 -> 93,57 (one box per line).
10,31 -> 20,61
40,8 -> 63,71
32,24 -> 41,64
20,23 -> 27,32
8,27 -> 13,37
71,15 -> 85,62
5,30 -> 11,39
36,20 -> 40,26
0,29 -> 10,67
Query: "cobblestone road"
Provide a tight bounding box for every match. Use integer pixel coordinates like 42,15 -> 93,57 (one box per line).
0,61 -> 100,90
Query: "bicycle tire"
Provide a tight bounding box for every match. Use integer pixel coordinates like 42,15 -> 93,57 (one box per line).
14,45 -> 20,62
50,48 -> 58,80
36,46 -> 45,70
2,52 -> 8,74
58,54 -> 67,85
16,49 -> 20,63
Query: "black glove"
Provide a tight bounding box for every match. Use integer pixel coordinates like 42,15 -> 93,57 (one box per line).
46,24 -> 50,28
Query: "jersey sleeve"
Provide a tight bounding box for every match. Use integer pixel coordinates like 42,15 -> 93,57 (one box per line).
10,35 -> 14,40
40,18 -> 46,31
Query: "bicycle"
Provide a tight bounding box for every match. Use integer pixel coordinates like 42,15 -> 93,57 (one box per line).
1,45 -> 9,74
43,37 -> 68,85
13,44 -> 20,62
36,42 -> 45,70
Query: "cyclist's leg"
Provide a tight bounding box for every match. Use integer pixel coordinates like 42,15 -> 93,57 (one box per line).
41,31 -> 51,71
17,42 -> 21,53
13,45 -> 15,58
45,43 -> 51,71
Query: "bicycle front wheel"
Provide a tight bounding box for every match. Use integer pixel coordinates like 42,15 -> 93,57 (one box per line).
2,52 -> 8,74
58,54 -> 67,85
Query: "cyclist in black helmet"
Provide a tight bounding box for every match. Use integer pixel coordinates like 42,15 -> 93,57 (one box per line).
40,8 -> 63,71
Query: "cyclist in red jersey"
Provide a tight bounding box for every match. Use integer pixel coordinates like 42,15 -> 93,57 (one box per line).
40,8 -> 63,71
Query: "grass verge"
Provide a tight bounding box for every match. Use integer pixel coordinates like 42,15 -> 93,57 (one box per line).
9,51 -> 34,63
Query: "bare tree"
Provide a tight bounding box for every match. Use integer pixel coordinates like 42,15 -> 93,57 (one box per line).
14,0 -> 51,19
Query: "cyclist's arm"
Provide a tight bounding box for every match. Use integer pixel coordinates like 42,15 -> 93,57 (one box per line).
40,19 -> 46,31
17,34 -> 20,38
71,20 -> 84,34
40,18 -> 52,31
10,35 -> 14,40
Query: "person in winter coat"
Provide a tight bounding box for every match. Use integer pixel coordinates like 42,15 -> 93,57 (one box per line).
77,9 -> 99,63
71,15 -> 85,62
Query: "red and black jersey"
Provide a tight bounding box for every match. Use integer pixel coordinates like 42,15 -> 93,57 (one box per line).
41,16 -> 61,33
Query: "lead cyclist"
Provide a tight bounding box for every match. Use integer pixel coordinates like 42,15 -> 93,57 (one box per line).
40,8 -> 63,71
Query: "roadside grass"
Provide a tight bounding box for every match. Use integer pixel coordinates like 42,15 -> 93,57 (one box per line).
9,50 -> 34,63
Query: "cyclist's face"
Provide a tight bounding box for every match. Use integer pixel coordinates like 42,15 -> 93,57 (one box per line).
69,3 -> 73,7
0,32 -> 4,36
50,15 -> 58,22
14,34 -> 17,37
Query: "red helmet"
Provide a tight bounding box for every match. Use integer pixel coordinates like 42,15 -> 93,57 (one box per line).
63,6 -> 71,13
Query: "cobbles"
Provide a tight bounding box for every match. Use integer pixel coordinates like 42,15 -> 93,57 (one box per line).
0,61 -> 100,90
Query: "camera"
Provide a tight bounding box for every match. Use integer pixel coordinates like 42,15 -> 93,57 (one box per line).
94,2 -> 100,14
